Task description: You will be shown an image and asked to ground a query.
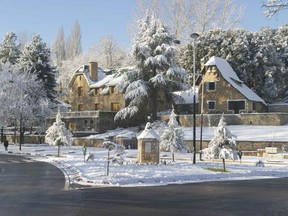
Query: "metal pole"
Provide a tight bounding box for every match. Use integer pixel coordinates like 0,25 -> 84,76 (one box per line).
19,82 -> 23,151
193,43 -> 196,164
200,77 -> 204,161
190,33 -> 199,164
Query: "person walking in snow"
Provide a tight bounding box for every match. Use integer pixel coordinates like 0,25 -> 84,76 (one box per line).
3,137 -> 8,151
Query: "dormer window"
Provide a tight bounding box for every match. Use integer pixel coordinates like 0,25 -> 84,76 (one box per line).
110,86 -> 115,94
95,88 -> 100,95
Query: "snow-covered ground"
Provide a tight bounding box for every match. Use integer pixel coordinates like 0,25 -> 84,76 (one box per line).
1,141 -> 288,188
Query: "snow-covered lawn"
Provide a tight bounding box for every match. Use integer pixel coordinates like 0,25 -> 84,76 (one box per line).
1,143 -> 288,188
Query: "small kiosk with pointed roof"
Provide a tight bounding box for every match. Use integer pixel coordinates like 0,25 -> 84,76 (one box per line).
137,120 -> 160,164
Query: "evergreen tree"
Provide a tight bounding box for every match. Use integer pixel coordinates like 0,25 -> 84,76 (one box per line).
45,111 -> 72,157
115,12 -> 189,126
0,32 -> 21,65
160,109 -> 187,162
19,34 -> 58,101
202,116 -> 237,160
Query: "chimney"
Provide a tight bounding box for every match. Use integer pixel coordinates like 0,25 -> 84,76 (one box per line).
89,61 -> 98,81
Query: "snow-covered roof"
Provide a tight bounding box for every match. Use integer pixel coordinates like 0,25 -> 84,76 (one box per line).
205,56 -> 266,104
174,89 -> 198,104
137,122 -> 160,139
90,73 -> 124,88
68,64 -> 106,87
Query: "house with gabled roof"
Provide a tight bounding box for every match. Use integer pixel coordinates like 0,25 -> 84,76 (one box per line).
47,61 -> 127,135
197,56 -> 266,114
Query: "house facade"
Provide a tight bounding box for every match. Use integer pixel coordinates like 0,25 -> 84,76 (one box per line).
48,62 -> 127,135
197,56 -> 266,114
68,61 -> 126,112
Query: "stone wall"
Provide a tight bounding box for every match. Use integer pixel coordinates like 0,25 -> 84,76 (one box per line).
162,113 -> 288,127
46,111 -> 117,135
184,140 -> 288,153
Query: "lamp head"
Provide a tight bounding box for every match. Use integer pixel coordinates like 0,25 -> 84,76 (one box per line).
190,33 -> 200,39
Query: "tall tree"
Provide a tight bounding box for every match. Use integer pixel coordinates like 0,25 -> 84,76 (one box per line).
0,32 -> 21,65
52,26 -> 66,66
19,34 -> 58,101
91,35 -> 128,70
0,63 -> 51,132
66,20 -> 82,59
115,12 -> 189,126
131,0 -> 242,43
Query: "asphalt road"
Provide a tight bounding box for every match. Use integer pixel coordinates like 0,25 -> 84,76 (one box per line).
0,154 -> 288,216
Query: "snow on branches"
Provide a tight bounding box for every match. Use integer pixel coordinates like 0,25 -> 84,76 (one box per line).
45,111 -> 72,156
202,115 -> 238,160
160,109 -> 187,162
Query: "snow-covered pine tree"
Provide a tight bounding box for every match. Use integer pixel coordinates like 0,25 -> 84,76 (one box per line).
19,34 -> 58,101
160,109 -> 187,162
202,115 -> 237,161
0,32 -> 21,65
45,111 -> 72,157
115,11 -> 189,126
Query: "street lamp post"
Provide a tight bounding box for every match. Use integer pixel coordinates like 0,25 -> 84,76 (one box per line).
190,33 -> 199,164
200,75 -> 204,161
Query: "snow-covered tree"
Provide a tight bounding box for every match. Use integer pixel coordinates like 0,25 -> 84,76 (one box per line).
115,12 -> 189,126
160,109 -> 187,162
19,34 -> 58,101
103,139 -> 125,176
103,140 -> 126,165
89,35 -> 130,70
0,32 -> 21,65
262,0 -> 288,18
131,0 -> 243,42
45,111 -> 72,157
202,116 -> 238,170
0,63 -> 52,133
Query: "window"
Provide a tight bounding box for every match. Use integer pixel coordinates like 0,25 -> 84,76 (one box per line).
207,101 -> 216,110
206,82 -> 216,91
77,87 -> 83,97
227,100 -> 245,114
111,103 -> 120,111
95,103 -> 100,110
78,104 -> 83,111
252,102 -> 256,111
110,86 -> 115,94
94,88 -> 100,95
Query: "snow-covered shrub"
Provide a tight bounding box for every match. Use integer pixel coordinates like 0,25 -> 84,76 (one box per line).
103,140 -> 126,165
45,111 -> 72,156
202,116 -> 237,160
160,109 -> 187,162
255,160 -> 265,167
202,116 -> 238,171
